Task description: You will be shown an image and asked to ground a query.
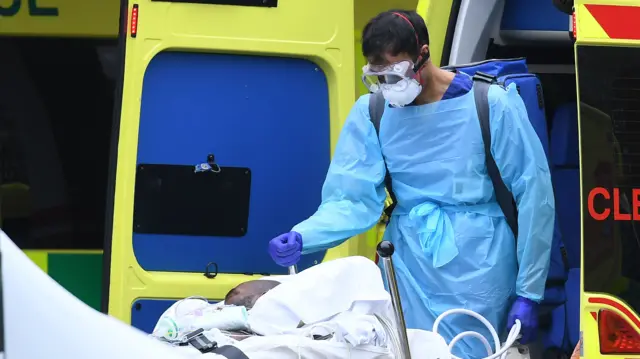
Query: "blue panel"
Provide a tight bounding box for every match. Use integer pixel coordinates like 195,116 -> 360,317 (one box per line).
135,52 -> 329,274
565,268 -> 581,349
131,298 -> 219,334
550,103 -> 579,167
542,303 -> 566,350
552,169 -> 581,268
501,0 -> 569,31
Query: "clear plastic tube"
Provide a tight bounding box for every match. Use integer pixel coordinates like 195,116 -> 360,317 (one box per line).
432,308 -> 521,359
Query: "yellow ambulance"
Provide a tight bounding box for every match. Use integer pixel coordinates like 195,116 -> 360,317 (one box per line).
103,0 -> 640,357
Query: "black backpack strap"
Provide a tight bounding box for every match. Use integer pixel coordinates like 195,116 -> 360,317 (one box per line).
368,91 -> 386,134
212,345 -> 251,359
368,92 -> 397,220
472,72 -> 519,239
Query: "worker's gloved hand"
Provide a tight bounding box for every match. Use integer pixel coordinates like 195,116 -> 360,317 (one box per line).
507,296 -> 539,344
268,231 -> 303,267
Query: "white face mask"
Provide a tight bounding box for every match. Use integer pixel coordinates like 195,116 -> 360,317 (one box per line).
381,78 -> 422,107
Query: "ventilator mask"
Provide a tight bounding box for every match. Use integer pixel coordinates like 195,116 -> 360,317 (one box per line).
362,60 -> 424,107
360,12 -> 430,107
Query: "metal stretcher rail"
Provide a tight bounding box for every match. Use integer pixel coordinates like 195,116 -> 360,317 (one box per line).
287,241 -> 412,359
377,241 -> 412,359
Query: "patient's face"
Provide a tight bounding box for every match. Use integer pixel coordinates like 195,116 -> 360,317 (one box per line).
224,280 -> 280,309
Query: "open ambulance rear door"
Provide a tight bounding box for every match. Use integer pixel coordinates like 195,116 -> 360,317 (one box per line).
575,1 -> 640,356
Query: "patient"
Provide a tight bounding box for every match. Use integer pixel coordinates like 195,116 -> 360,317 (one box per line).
224,280 -> 280,309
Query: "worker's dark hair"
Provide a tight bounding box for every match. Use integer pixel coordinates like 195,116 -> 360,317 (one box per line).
361,10 -> 430,65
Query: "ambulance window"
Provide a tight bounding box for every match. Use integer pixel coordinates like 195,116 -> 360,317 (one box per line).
0,37 -> 116,250
579,45 -> 640,313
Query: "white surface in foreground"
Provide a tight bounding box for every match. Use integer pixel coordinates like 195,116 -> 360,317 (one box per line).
2,230 -> 191,359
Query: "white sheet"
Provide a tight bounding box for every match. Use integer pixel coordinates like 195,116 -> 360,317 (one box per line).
1,231 -> 452,359
235,329 -> 450,358
249,256 -> 394,336
172,329 -> 450,359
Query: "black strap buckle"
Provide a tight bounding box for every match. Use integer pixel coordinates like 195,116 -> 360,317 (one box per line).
472,72 -> 498,84
185,328 -> 218,353
213,345 -> 252,359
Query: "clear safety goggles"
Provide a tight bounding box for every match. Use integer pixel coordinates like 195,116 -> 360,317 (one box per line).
361,60 -> 417,93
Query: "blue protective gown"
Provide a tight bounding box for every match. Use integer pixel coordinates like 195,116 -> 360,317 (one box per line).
292,73 -> 555,359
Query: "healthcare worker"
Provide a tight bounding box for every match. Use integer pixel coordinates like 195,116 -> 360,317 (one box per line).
268,10 -> 554,359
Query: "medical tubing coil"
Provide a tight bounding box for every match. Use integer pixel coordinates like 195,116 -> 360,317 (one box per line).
433,309 -> 522,359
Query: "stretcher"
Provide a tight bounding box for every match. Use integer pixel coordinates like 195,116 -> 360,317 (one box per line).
151,242 -> 529,359
1,229 -> 527,359
372,241 -> 527,359
175,242 -> 528,359
263,242 -> 528,359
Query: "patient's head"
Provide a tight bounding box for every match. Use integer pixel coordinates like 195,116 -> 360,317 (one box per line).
224,280 -> 280,309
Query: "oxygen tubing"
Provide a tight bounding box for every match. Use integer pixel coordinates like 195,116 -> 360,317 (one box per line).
433,308 -> 522,359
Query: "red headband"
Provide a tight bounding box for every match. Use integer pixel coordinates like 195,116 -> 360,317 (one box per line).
392,12 -> 420,47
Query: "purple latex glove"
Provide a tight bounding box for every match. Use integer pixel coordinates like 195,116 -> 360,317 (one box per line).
268,231 -> 303,267
507,296 -> 539,344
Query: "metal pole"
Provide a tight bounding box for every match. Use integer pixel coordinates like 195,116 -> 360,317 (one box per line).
288,265 -> 297,275
377,241 -> 412,359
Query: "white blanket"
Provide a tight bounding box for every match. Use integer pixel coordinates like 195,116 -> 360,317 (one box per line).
172,329 -> 450,359
1,230 -> 451,359
161,256 -> 451,358
249,256 -> 394,337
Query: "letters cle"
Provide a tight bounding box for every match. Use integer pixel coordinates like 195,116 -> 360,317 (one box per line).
588,187 -> 640,221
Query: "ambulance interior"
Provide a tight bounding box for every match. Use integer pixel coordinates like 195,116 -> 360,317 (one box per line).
0,36 -> 118,308
0,37 -> 118,251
